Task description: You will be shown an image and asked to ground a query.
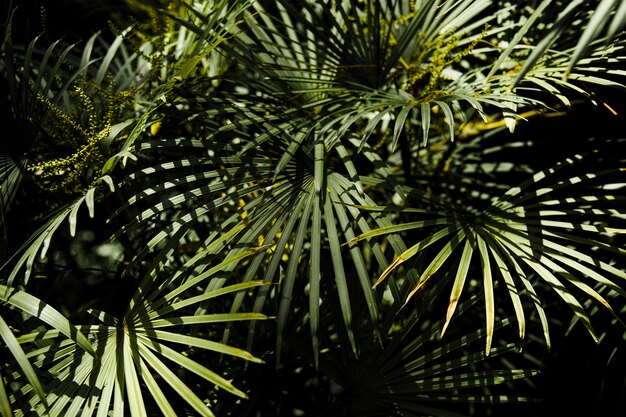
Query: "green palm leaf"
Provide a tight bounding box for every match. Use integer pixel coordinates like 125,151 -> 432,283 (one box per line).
565,0 -> 626,76
311,293 -> 539,417
7,265 -> 268,416
115,132 -> 407,363
221,0 -> 513,148
0,284 -> 95,417
352,144 -> 626,351
214,0 -> 626,158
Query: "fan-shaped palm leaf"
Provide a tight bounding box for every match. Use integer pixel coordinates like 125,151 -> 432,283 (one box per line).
213,0 -> 626,156
220,0 -> 509,148
6,254 -> 269,417
350,142 -> 626,353
110,128 -> 418,364
294,292 -> 539,417
0,284 -> 95,417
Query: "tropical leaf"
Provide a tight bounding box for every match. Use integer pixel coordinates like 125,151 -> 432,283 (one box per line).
0,284 -> 95,417
351,139 -> 626,352
565,0 -> 626,76
3,1 -> 626,416
111,129 -> 416,364
1,176 -> 115,288
235,289 -> 540,417
6,258 -> 269,417
219,0 -> 514,148
213,0 -> 626,157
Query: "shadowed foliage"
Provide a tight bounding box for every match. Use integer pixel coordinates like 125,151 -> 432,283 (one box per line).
1,1 -> 626,416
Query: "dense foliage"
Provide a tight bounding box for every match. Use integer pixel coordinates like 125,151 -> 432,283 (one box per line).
1,0 -> 626,416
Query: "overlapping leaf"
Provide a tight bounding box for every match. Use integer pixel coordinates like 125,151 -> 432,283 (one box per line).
111,129 -> 419,364
214,0 -> 626,155
6,257 -> 268,417
0,285 -> 95,417
351,142 -> 626,353
310,293 -> 540,417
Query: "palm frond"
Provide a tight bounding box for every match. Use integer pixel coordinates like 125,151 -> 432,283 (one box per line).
112,130 -> 414,363
215,0 -> 626,157
566,0 -> 626,76
0,284 -> 95,416
7,259 -> 269,417
351,138 -> 626,352
1,176 -> 115,288
264,291 -> 541,417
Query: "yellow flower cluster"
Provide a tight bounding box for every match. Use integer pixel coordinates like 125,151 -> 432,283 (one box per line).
401,25 -> 489,101
27,78 -> 134,194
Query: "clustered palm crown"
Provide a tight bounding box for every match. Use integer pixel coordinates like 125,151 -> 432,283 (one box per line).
1,0 -> 626,416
